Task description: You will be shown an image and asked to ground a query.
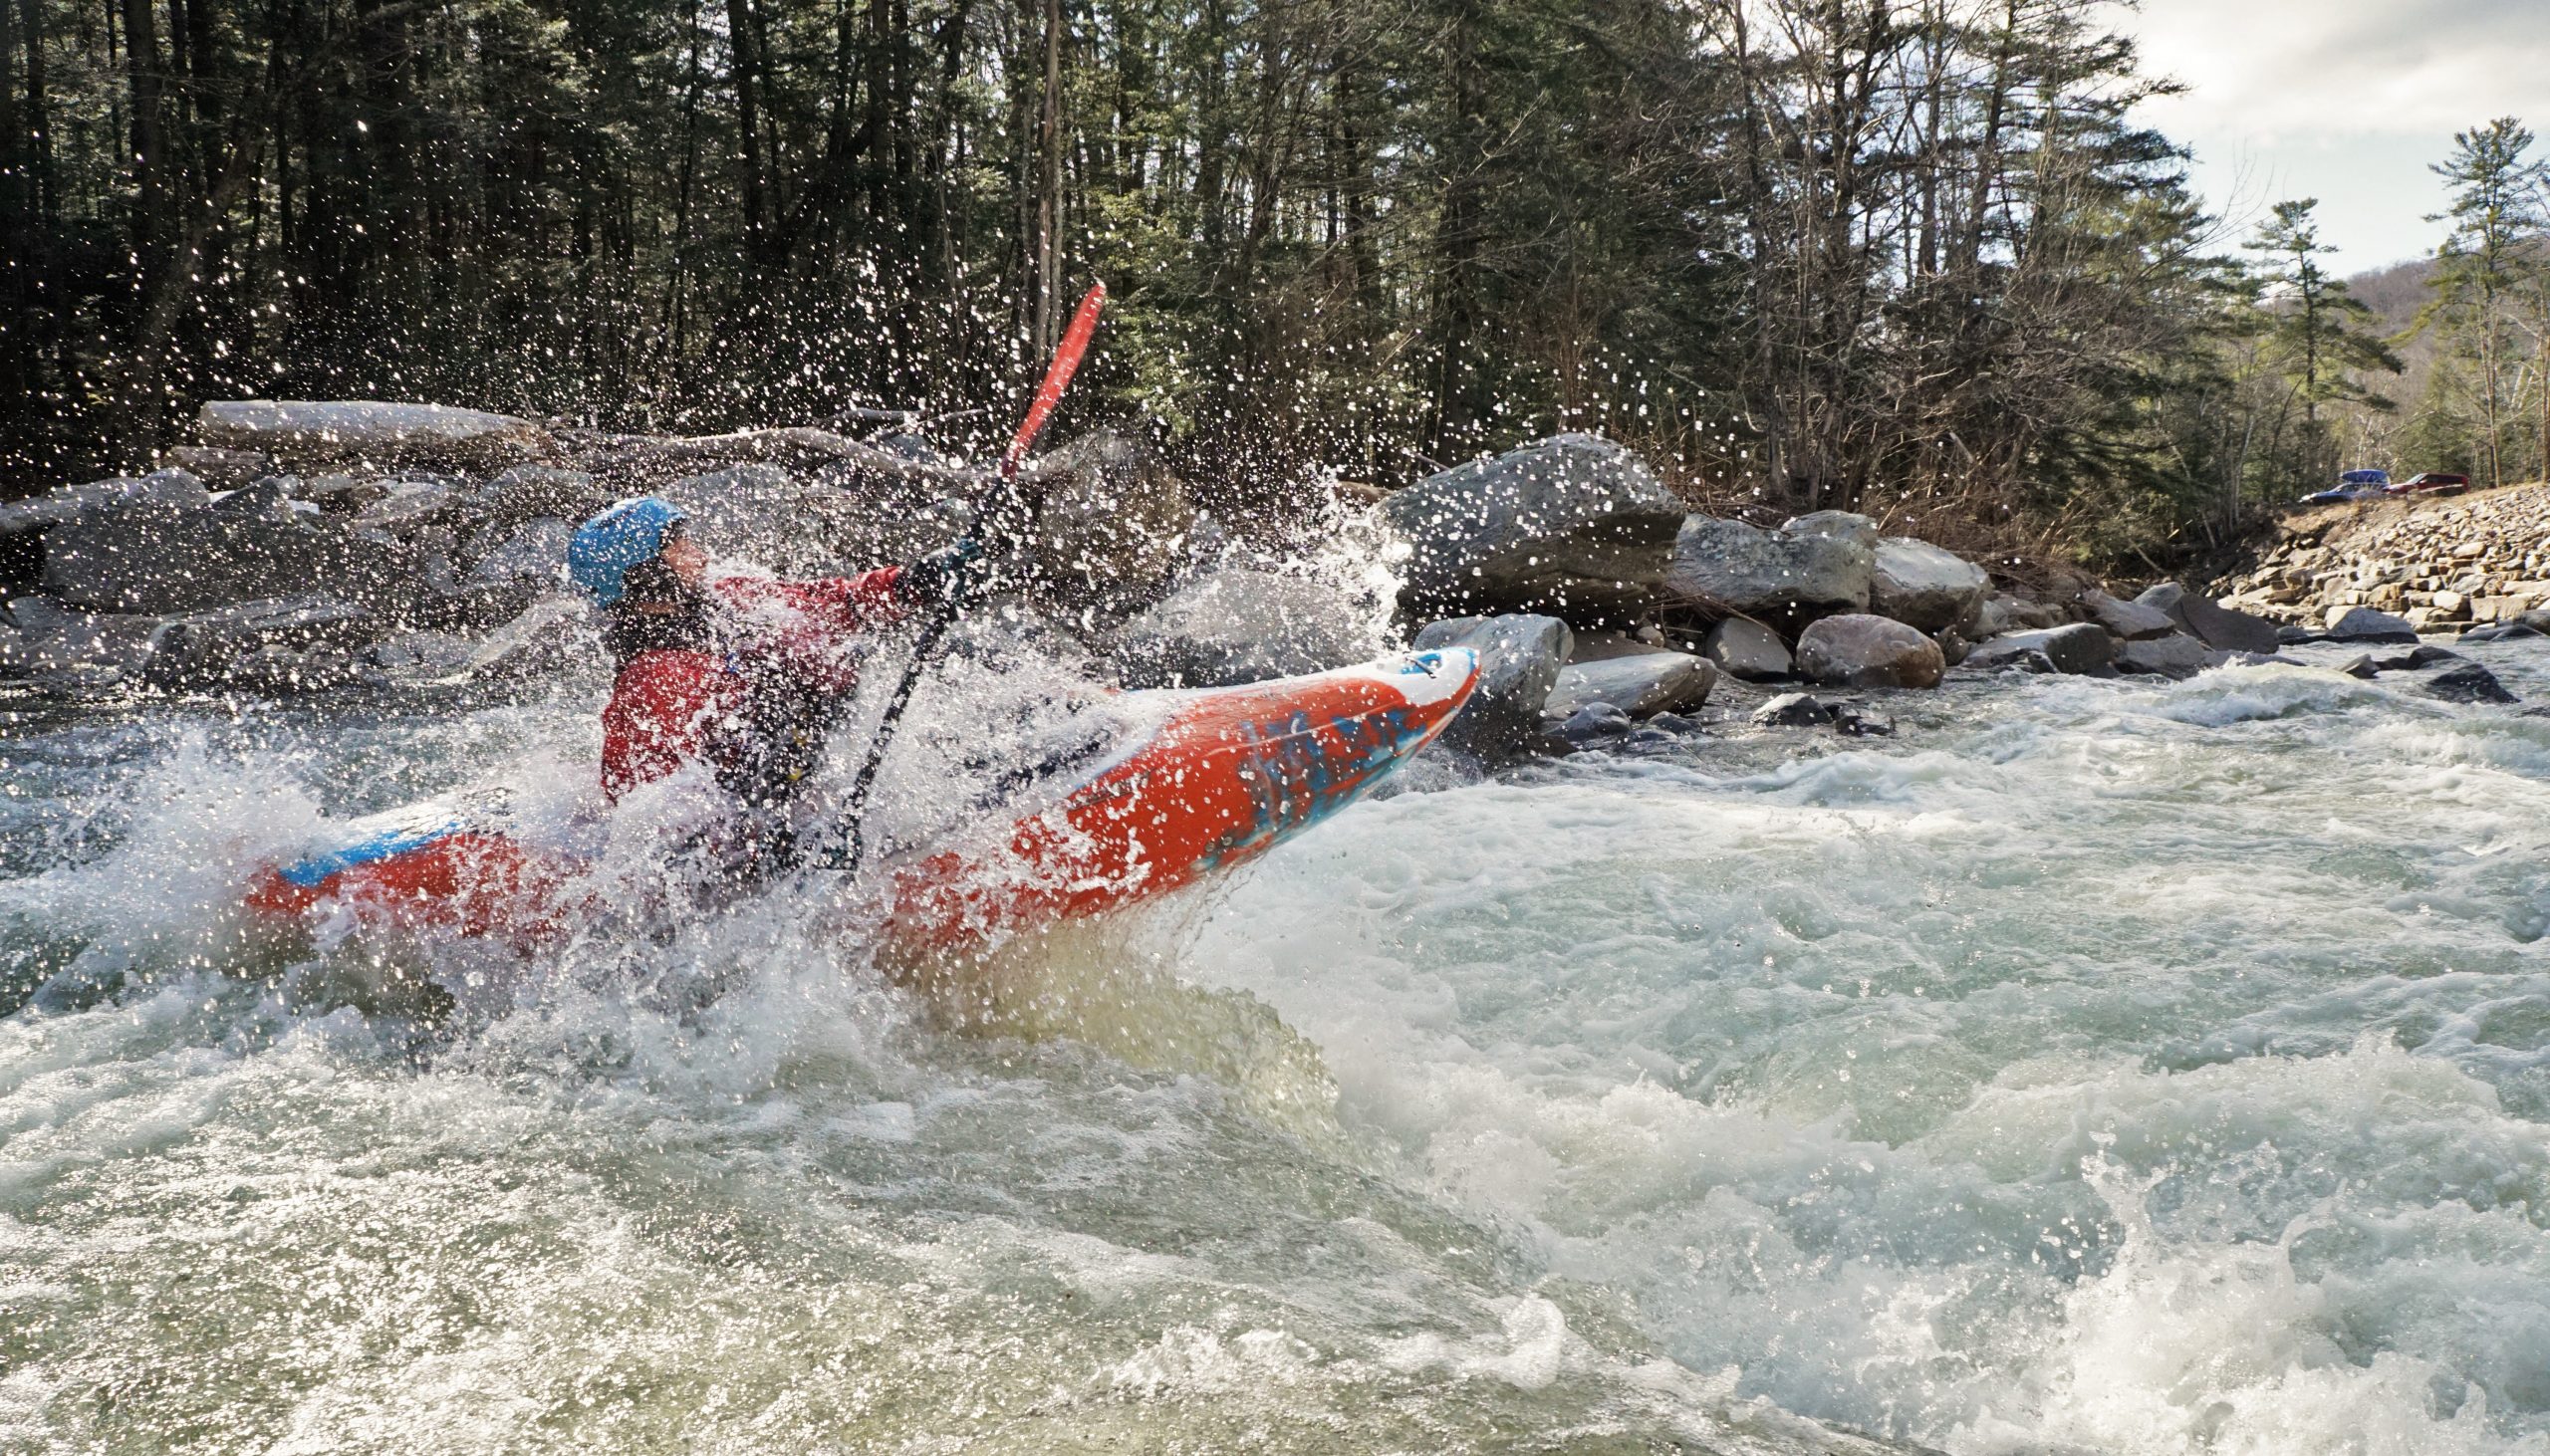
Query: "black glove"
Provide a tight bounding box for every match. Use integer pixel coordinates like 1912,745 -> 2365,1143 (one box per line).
899,537 -> 991,607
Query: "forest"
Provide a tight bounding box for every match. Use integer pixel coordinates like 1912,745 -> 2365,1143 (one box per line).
3,0 -> 2546,564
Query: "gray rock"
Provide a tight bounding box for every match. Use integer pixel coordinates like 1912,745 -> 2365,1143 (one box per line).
1381,434 -> 1686,618
42,488 -> 432,619
1935,626 -> 1972,667
1701,618 -> 1793,680
2458,622 -> 2544,643
287,475 -> 389,515
1752,692 -> 1834,727
469,516 -> 574,586
1412,613 -> 1574,762
1556,701 -> 1636,743
1972,594 -> 2066,636
2079,589 -> 2176,641
0,468 -> 212,537
426,579 -> 549,632
1869,537 -> 1990,632
2336,654 -> 2379,680
1111,569 -> 1378,688
2322,606 -> 2419,643
353,479 -> 468,536
1666,510 -> 1877,620
2276,624 -> 2321,645
2372,645 -> 2466,671
1543,650 -> 1716,719
478,466 -> 607,533
194,399 -> 555,470
0,599 -> 162,686
140,595 -> 381,691
2112,631 -> 2222,679
1793,613 -> 1944,689
1832,704 -> 1896,737
2135,581 -> 2281,654
1964,622 -> 2114,675
165,446 -> 278,488
2423,662 -> 2517,704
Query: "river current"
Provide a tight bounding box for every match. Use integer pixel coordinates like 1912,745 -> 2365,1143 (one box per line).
3,638 -> 2547,1454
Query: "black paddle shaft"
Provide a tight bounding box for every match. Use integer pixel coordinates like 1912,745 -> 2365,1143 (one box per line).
820,471 -> 1045,875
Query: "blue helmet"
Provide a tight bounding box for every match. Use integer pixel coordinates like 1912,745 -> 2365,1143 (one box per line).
568,496 -> 688,607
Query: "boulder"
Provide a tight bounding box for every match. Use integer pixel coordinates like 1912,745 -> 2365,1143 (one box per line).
1832,704 -> 1896,737
1411,613 -> 1573,763
0,598 -> 161,687
1666,510 -> 1877,621
2134,582 -> 2280,654
1869,537 -> 1990,632
425,579 -> 549,631
1542,650 -> 1716,720
1701,617 -> 1793,680
352,479 -> 469,536
1380,434 -> 1686,619
0,468 -> 213,537
1792,613 -> 1944,689
469,516 -> 574,586
2112,632 -> 2221,679
1555,701 -> 1635,744
2423,662 -> 2517,705
194,400 -> 555,471
2335,654 -> 2380,680
1110,569 -> 1379,688
1964,622 -> 2114,675
1973,594 -> 2066,636
2458,622 -> 2545,643
1021,428 -> 1201,616
1752,692 -> 1834,727
165,446 -> 277,488
2373,645 -> 2465,671
477,466 -> 608,533
41,487 -> 433,619
2078,589 -> 2175,641
2323,606 -> 2419,644
140,595 -> 380,691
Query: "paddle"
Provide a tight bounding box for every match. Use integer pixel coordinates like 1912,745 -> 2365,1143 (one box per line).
822,282 -> 1108,876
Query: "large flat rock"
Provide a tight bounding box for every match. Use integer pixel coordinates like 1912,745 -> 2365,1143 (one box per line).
1543,650 -> 1716,719
1666,510 -> 1877,621
195,400 -> 555,470
1381,434 -> 1685,620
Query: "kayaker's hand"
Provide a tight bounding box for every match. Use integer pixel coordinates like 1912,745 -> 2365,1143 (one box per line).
901,537 -> 991,607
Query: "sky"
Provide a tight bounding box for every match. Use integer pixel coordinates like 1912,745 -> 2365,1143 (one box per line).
2116,0 -> 2550,274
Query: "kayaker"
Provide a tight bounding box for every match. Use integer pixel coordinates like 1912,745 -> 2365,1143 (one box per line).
566,496 -> 983,865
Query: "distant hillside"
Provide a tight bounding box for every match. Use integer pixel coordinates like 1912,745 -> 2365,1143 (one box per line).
2345,256 -> 2436,336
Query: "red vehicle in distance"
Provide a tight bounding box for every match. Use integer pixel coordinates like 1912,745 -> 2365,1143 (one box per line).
2386,472 -> 2470,496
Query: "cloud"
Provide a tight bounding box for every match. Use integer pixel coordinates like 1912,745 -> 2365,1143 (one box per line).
2113,0 -> 2549,267
2126,0 -> 2549,142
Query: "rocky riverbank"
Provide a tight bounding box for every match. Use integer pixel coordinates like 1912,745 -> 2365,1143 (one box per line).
4,401 -> 2540,745
2215,481 -> 2550,636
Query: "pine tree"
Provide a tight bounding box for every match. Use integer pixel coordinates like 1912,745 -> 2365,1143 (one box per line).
2245,197 -> 2402,487
2422,118 -> 2547,488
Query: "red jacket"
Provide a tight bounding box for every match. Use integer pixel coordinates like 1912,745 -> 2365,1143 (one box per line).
601,569 -> 904,802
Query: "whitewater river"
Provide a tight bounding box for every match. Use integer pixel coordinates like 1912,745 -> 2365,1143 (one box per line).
3,641 -> 2547,1454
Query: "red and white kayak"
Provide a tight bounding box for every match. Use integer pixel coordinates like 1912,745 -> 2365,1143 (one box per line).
245,648 -> 1479,951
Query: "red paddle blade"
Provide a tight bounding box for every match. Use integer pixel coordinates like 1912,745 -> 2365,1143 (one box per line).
1000,283 -> 1108,478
